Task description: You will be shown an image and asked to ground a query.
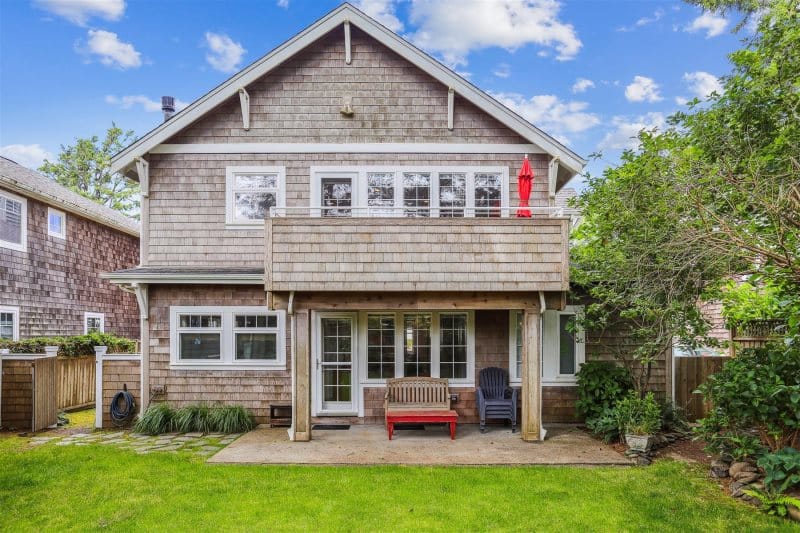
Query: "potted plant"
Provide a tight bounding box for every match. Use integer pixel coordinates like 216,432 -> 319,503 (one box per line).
616,392 -> 662,452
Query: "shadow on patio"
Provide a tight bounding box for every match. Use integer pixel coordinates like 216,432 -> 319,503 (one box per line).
208,424 -> 631,465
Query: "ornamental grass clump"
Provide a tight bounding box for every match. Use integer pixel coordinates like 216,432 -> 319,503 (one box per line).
132,402 -> 174,435
133,403 -> 254,435
209,405 -> 256,434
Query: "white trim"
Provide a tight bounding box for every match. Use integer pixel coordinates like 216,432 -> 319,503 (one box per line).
447,88 -> 455,130
0,306 -> 20,341
169,306 -> 286,370
509,310 -> 522,385
110,5 -> 584,179
151,143 -> 542,155
135,157 -> 149,198
84,312 -> 105,334
0,190 -> 27,252
225,166 -> 286,228
47,207 -> 66,240
343,20 -> 351,64
541,305 -> 585,385
102,272 -> 263,285
238,88 -> 250,130
312,311 -> 361,417
309,165 -> 509,218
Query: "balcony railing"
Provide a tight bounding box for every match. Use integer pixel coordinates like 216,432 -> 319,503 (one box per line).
269,206 -> 571,218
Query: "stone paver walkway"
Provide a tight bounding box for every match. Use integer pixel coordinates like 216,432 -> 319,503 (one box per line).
28,430 -> 242,457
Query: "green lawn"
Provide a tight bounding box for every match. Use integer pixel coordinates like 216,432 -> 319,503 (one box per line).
0,436 -> 796,532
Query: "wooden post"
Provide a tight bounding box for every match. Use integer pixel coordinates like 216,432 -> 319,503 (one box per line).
94,346 -> 107,429
292,310 -> 312,441
521,309 -> 542,441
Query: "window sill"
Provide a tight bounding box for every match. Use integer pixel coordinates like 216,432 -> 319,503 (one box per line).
0,241 -> 25,252
170,362 -> 286,371
225,223 -> 265,231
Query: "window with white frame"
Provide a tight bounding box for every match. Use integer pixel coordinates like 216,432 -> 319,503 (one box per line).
225,166 -> 285,226
309,167 -> 509,218
170,306 -> 285,369
0,192 -> 26,252
359,311 -> 475,385
509,307 -> 585,385
84,312 -> 105,334
0,306 -> 20,340
47,207 -> 66,239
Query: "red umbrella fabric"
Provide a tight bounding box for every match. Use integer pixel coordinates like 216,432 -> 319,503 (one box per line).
516,155 -> 533,218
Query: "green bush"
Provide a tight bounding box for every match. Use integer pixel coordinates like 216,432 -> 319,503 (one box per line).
575,361 -> 634,421
133,403 -> 255,435
659,401 -> 689,433
695,342 -> 800,456
616,391 -> 662,436
759,447 -> 800,495
586,407 -> 622,443
0,333 -> 137,356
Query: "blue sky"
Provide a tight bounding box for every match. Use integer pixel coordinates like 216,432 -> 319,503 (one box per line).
0,0 -> 750,187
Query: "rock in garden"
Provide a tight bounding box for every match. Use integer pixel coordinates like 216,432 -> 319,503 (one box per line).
710,460 -> 729,478
637,456 -> 652,466
729,462 -> 757,478
733,473 -> 760,485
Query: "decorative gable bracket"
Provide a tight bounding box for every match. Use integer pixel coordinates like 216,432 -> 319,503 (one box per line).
239,88 -> 250,130
344,20 -> 352,64
548,157 -> 559,200
447,87 -> 455,130
135,156 -> 149,197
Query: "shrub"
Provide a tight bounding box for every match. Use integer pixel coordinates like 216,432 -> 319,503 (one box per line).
133,403 -> 174,435
173,405 -> 213,434
586,407 -> 622,443
759,447 -> 800,495
0,333 -> 137,356
695,342 -> 800,455
616,391 -> 662,436
575,361 -> 634,421
209,405 -> 256,434
659,401 -> 689,433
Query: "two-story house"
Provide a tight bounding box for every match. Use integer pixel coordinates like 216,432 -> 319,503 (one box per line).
105,3 -> 588,442
1,157 -> 140,340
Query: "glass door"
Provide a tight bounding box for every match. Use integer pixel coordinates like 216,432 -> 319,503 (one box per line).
315,313 -> 358,414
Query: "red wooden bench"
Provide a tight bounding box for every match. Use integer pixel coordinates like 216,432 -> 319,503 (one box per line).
384,377 -> 458,440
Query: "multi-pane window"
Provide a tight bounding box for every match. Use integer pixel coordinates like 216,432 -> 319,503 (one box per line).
402,172 -> 431,217
559,314 -> 577,375
510,308 -> 584,384
403,313 -> 432,376
177,313 -> 223,360
321,177 -> 353,217
367,314 -> 395,379
84,312 -> 105,334
0,192 -> 26,251
225,167 -> 284,225
322,318 -> 353,402
439,313 -> 468,379
234,314 -> 278,360
367,173 -> 394,216
0,307 -> 19,340
474,173 -> 502,217
438,173 -> 466,218
48,208 -> 66,239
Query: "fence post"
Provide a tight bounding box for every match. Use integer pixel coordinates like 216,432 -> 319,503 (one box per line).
94,346 -> 107,429
0,348 -> 6,428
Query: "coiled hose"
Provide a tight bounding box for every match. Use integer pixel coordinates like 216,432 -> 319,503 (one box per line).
110,384 -> 136,427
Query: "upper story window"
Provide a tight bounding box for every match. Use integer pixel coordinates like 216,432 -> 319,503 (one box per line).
225,166 -> 285,228
306,166 -> 509,218
48,207 -> 66,239
0,191 -> 26,252
0,306 -> 20,340
84,312 -> 105,334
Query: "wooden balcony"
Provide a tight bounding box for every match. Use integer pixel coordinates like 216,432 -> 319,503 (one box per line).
265,209 -> 569,293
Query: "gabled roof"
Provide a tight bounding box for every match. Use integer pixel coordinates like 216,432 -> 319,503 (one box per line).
0,157 -> 140,237
111,3 -> 586,180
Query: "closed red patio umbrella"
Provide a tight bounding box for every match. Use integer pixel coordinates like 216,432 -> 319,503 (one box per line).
516,155 -> 533,217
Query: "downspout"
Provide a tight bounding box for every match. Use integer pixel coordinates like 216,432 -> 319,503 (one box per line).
538,291 -> 548,440
287,291 -> 296,441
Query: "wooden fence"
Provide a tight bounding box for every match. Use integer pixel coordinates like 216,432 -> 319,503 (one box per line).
729,319 -> 786,356
673,356 -> 729,421
57,356 -> 95,411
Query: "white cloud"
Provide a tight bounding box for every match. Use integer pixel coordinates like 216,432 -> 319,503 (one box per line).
353,0 -> 403,32
204,32 -> 246,73
685,12 -> 729,38
407,0 -> 582,67
683,71 -> 723,98
83,29 -> 142,69
571,77 -> 595,94
617,8 -> 664,32
491,92 -> 600,143
277,0 -> 289,7
625,75 -> 662,103
105,95 -> 189,112
33,0 -> 125,26
493,63 -> 511,78
599,112 -> 666,150
1,144 -> 53,170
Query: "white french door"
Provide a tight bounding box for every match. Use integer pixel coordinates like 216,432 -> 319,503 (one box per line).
313,312 -> 359,415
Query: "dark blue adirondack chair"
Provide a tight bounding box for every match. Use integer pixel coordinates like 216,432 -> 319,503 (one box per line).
477,367 -> 518,433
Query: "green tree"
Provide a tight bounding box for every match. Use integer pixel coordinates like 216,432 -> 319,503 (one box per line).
39,124 -> 140,219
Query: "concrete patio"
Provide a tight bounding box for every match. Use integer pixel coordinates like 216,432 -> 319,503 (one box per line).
208,424 -> 631,466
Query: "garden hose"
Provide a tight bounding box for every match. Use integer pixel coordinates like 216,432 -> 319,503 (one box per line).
110,384 -> 136,427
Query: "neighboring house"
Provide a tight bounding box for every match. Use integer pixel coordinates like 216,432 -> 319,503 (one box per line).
0,157 -> 140,340
105,4 -> 613,441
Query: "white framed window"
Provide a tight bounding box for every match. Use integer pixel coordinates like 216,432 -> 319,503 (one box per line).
169,306 -> 286,370
510,307 -> 585,386
0,191 -> 27,252
225,166 -> 285,228
357,310 -> 475,386
0,306 -> 20,340
47,207 -> 66,239
84,312 -> 105,334
308,166 -> 509,218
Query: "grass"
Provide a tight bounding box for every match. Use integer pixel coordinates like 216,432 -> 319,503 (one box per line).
0,436 -> 797,532
63,408 -> 95,429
